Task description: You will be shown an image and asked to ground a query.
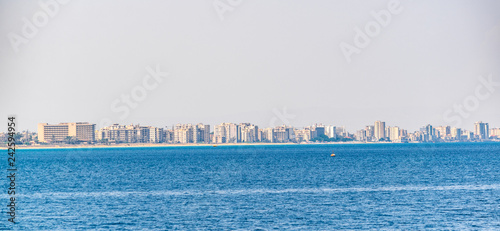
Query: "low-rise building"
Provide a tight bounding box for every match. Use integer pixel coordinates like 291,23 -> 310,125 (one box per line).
38,122 -> 95,143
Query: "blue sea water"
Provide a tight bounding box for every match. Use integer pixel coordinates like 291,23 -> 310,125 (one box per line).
2,143 -> 500,230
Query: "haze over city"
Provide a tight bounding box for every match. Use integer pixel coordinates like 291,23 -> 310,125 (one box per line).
1,0 -> 499,132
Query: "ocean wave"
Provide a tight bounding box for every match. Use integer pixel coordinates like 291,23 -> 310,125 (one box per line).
9,184 -> 500,199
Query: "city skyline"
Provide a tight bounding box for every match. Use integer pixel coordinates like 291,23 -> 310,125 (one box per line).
4,120 -> 496,146
5,111 -> 500,135
10,119 -> 500,135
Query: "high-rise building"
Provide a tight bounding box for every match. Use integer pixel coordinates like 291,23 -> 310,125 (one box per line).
98,124 -> 148,143
191,124 -> 210,143
214,124 -> 226,143
172,123 -> 209,143
257,129 -> 263,141
365,125 -> 374,141
149,127 -> 164,143
390,126 -> 400,141
295,128 -> 312,142
355,129 -> 367,141
203,124 -> 211,143
325,125 -> 336,139
239,123 -> 259,143
136,126 -> 150,143
474,121 -> 489,139
163,129 -> 174,143
422,124 -> 436,142
399,129 -> 407,139
490,128 -> 500,138
385,126 -> 391,141
227,123 -> 239,143
38,122 -> 95,143
74,123 -> 95,142
273,125 -> 293,143
311,124 -> 325,139
38,123 -> 68,143
262,128 -> 274,143
214,123 -> 239,143
173,123 -> 210,143
435,126 -> 451,138
374,121 -> 385,141
174,124 -> 192,143
451,127 -> 462,140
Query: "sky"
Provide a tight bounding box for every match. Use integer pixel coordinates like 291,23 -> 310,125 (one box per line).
1,0 -> 499,133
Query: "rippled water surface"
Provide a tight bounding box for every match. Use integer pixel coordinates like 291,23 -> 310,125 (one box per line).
3,143 -> 500,230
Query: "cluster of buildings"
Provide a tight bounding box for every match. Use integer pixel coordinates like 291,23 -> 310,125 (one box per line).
36,123 -> 211,144
95,123 -> 343,144
212,123 -> 349,143
12,121 -> 499,145
355,121 -> 496,143
94,123 -> 212,144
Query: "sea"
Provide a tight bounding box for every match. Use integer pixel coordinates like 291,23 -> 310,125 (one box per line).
2,143 -> 500,230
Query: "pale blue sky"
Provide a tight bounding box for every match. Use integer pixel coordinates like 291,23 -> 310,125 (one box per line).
1,0 -> 499,132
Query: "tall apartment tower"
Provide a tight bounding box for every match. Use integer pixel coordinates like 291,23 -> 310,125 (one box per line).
474,121 -> 489,139
325,125 -> 336,139
213,123 -> 239,143
390,126 -> 400,141
149,127 -> 164,143
374,121 -> 385,141
451,127 -> 462,140
203,124 -> 211,143
365,125 -> 374,141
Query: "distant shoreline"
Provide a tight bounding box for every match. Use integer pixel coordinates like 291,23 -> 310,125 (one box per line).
3,142 -> 301,150
2,141 -> 498,150
1,141 -> 372,150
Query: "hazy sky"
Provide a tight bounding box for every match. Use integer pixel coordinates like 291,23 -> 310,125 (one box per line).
1,0 -> 499,133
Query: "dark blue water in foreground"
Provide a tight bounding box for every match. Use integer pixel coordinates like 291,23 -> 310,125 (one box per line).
2,143 -> 500,230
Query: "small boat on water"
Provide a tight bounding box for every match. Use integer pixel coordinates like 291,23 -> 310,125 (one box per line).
331,150 -> 335,157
